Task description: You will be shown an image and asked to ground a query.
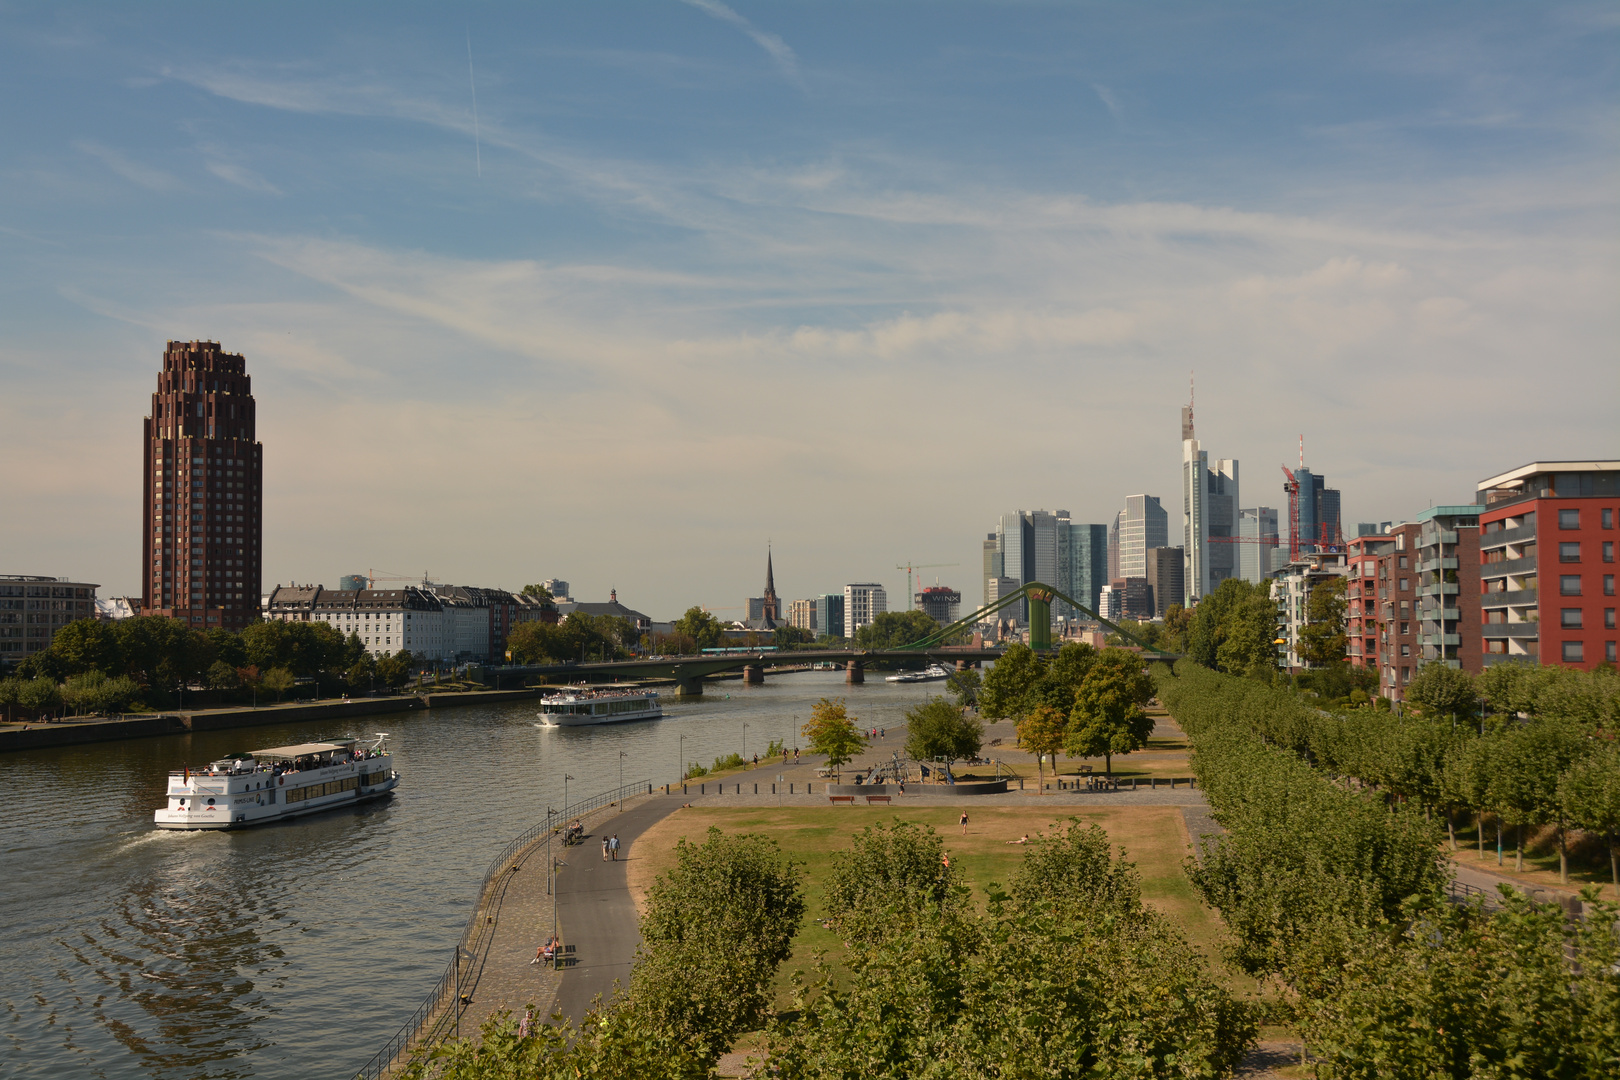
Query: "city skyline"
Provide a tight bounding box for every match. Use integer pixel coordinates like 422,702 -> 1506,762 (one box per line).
2,4 -> 1615,618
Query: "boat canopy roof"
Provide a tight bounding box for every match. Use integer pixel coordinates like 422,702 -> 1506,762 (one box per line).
249,740 -> 356,760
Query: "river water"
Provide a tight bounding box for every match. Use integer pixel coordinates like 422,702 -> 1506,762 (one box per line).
0,672 -> 938,1079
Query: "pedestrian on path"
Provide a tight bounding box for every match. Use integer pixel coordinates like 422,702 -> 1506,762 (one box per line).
610,834 -> 620,861
794,747 -> 800,763
960,811 -> 969,835
602,836 -> 610,861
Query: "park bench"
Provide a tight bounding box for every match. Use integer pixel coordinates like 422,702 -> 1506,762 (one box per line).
864,795 -> 892,804
828,795 -> 855,804
551,944 -> 577,969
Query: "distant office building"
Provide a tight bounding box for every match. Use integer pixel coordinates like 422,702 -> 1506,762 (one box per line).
1356,522 -> 1392,538
1116,495 -> 1169,580
993,509 -> 1070,620
1478,461 -> 1620,670
1144,547 -> 1185,617
141,340 -> 262,630
0,576 -> 98,667
540,578 -> 571,602
1118,577 -> 1154,621
1238,507 -> 1281,584
1069,523 -> 1109,615
1107,512 -> 1121,582
982,532 -> 1001,612
814,593 -> 846,640
1291,467 -> 1343,552
844,583 -> 887,638
788,598 -> 816,632
1180,404 -> 1239,601
916,586 -> 961,626
339,574 -> 366,592
1097,582 -> 1121,620
985,576 -> 1019,625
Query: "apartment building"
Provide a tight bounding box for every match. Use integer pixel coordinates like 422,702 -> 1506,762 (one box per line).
1478,461 -> 1620,669
1416,505 -> 1482,672
0,576 -> 98,667
1346,524 -> 1422,699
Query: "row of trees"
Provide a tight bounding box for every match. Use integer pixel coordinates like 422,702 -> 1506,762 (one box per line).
3,615 -> 419,716
410,818 -> 1255,1079
1155,661 -> 1620,1077
505,612 -> 638,664
976,642 -> 1156,784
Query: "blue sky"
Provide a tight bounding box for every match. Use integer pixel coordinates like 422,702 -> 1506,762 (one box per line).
3,2 -> 1616,618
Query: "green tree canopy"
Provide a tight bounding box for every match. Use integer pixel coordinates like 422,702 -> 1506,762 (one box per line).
1186,577 -> 1279,678
672,607 -> 726,651
1017,704 -> 1068,792
944,665 -> 980,707
1064,648 -> 1155,775
1559,740 -> 1620,890
46,618 -> 122,677
822,820 -> 961,943
1405,661 -> 1478,722
852,609 -> 939,649
902,697 -> 983,765
1297,576 -> 1348,667
801,697 -> 866,779
772,623 -> 813,647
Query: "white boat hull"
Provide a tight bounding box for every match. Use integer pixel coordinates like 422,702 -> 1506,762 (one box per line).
154,758 -> 399,830
538,706 -> 662,727
538,690 -> 662,727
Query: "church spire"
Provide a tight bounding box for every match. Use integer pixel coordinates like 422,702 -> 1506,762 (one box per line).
761,544 -> 779,624
765,544 -> 775,597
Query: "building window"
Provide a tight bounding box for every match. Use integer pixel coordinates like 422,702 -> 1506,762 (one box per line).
1605,508 -> 1615,529
1401,666 -> 1411,683
1609,641 -> 1618,663
1399,556 -> 1408,569
1560,542 -> 1581,563
1607,609 -> 1616,630
1399,578 -> 1409,591
1400,622 -> 1410,635
1562,575 -> 1583,596
1562,641 -> 1584,663
1607,575 -> 1616,596
1605,541 -> 1615,563
1559,509 -> 1580,529
1400,644 -> 1410,657
1561,608 -> 1583,629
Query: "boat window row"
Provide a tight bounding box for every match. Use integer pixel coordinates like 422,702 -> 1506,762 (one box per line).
359,770 -> 389,787
285,776 -> 359,804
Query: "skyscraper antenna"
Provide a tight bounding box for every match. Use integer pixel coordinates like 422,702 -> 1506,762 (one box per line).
466,30 -> 482,178
1299,435 -> 1304,469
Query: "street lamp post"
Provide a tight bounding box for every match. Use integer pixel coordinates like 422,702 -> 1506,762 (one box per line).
679,733 -> 685,781
743,723 -> 749,759
618,751 -> 626,810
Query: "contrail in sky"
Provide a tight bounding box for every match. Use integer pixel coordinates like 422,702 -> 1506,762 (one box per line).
466,30 -> 481,177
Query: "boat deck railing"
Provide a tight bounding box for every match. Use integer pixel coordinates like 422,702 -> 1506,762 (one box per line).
350,778 -> 654,1080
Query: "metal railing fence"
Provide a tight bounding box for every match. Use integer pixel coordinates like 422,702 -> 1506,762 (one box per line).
351,779 -> 653,1080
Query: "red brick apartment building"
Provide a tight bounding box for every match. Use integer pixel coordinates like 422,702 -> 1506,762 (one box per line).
1477,461 -> 1620,670
1347,523 -> 1424,700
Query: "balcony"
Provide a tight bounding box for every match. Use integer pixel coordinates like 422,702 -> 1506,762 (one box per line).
1419,633 -> 1462,647
1480,555 -> 1535,578
1420,557 -> 1459,573
1481,522 -> 1536,550
1482,623 -> 1539,639
1481,588 -> 1536,609
1419,582 -> 1460,596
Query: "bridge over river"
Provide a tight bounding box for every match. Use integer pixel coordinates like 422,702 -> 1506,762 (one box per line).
480,647 -> 1003,695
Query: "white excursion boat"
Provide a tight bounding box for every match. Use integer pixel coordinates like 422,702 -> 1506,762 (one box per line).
154,734 -> 399,830
537,688 -> 662,727
885,663 -> 951,684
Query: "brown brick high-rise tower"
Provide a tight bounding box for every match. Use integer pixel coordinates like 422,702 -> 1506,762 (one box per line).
141,341 -> 262,628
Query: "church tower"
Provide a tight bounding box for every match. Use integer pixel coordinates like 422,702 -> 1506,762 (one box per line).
761,547 -> 779,625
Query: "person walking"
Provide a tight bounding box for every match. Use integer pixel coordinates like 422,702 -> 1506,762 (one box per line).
601,836 -> 610,861
609,834 -> 620,861
959,810 -> 969,836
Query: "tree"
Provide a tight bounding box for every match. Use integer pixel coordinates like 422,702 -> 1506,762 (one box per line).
0,678 -> 20,723
1017,704 -> 1069,793
772,623 -> 814,647
852,610 -> 938,649
630,826 -> 804,1065
1559,740 -> 1620,890
822,820 -> 961,943
1186,577 -> 1279,677
945,665 -> 980,707
262,666 -> 296,702
1405,661 -> 1478,723
1065,648 -> 1155,775
46,618 -> 122,676
1298,576 -> 1348,667
801,697 -> 866,780
903,697 -> 982,766
672,607 -> 726,651
376,649 -> 412,689
978,642 -> 1041,720
520,583 -> 554,601
17,676 -> 63,719
206,660 -> 241,691
1009,819 -> 1142,917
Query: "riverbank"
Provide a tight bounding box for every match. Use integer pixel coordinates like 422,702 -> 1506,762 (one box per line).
0,687 -> 554,752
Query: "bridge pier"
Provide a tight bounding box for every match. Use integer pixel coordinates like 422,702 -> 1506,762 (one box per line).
742,665 -> 764,685
846,660 -> 864,685
672,676 -> 704,697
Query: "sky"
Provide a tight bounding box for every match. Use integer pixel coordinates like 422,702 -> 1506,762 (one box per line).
2,1 -> 1616,620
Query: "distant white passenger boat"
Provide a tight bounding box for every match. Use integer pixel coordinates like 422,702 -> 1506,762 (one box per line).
153,734 -> 398,830
537,688 -> 663,727
885,663 -> 951,684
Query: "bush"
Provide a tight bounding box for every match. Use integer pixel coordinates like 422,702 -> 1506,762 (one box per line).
711,752 -> 746,772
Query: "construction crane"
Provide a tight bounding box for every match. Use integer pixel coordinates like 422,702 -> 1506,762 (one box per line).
367,569 -> 433,588
896,561 -> 960,610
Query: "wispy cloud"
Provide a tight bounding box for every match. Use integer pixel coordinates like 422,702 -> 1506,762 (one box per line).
206,160 -> 281,195
680,0 -> 805,90
1092,83 -> 1121,120
74,140 -> 179,191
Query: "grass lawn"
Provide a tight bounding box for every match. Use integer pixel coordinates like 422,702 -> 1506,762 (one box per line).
627,803 -> 1243,999
1446,816 -> 1620,899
